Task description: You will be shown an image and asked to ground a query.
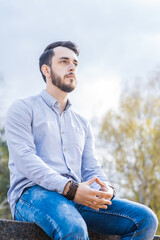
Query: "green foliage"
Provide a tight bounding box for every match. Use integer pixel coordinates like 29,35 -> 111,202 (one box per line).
100,73 -> 160,234
0,128 -> 11,219
0,129 -> 9,201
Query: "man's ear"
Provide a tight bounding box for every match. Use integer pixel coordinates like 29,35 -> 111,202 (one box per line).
41,65 -> 51,79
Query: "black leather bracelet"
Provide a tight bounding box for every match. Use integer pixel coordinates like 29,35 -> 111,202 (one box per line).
65,180 -> 79,200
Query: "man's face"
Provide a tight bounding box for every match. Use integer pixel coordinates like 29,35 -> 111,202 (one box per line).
50,46 -> 78,93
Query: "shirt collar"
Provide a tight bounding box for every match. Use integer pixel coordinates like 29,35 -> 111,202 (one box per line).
40,89 -> 72,111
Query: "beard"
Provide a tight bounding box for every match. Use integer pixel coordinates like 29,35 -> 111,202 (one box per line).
50,69 -> 77,93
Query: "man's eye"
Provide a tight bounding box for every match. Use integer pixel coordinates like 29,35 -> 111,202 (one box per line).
61,60 -> 67,63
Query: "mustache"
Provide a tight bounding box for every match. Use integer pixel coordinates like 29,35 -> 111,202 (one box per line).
65,73 -> 76,78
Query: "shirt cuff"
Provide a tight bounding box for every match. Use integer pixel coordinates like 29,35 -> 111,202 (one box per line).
49,177 -> 73,195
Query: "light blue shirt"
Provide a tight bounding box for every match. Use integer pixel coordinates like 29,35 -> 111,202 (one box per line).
5,90 -> 110,217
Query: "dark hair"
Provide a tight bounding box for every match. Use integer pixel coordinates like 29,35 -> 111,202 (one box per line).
39,41 -> 79,82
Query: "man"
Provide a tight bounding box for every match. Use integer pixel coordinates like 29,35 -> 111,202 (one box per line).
5,41 -> 158,240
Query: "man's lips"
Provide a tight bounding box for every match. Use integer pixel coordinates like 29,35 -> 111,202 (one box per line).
65,74 -> 75,79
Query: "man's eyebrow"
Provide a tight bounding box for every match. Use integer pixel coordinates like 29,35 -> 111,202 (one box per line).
59,57 -> 78,63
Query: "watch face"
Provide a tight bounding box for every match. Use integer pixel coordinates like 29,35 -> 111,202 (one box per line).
109,185 -> 116,199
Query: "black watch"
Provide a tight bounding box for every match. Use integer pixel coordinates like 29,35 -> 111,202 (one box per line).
108,185 -> 116,200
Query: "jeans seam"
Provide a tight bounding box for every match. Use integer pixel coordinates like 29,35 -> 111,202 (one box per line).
82,208 -> 139,229
18,197 -> 62,239
130,230 -> 137,240
103,211 -> 139,228
15,208 -> 28,222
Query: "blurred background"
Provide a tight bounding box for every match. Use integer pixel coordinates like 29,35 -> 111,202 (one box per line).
0,0 -> 160,234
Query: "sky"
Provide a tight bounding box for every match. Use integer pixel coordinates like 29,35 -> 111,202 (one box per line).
1,0 -> 160,121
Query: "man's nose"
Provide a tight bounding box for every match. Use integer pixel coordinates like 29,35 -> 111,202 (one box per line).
68,62 -> 76,72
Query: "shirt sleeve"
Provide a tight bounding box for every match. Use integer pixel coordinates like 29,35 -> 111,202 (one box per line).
5,100 -> 70,194
81,121 -> 111,190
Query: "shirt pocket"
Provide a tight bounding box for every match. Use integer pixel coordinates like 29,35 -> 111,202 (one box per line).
73,126 -> 85,153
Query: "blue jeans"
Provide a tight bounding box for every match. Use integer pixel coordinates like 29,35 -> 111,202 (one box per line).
14,185 -> 158,240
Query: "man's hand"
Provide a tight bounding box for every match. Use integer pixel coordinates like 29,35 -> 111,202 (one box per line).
95,178 -> 114,201
74,176 -> 113,211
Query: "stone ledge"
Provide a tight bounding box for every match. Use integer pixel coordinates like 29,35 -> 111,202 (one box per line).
0,219 -> 160,240
0,219 -> 120,240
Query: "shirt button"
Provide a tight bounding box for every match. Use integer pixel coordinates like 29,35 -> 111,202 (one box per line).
64,148 -> 66,152
62,131 -> 64,134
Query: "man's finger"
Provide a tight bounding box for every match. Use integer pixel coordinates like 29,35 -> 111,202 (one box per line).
87,176 -> 98,185
88,205 -> 99,211
88,202 -> 108,210
94,197 -> 112,206
94,189 -> 112,199
95,177 -> 105,187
